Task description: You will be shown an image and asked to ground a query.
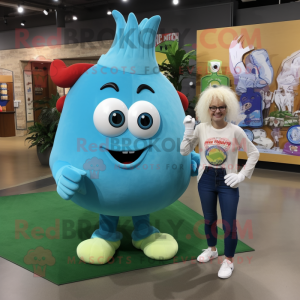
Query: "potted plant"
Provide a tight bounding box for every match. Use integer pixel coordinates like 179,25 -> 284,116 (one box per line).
158,40 -> 197,114
25,93 -> 60,166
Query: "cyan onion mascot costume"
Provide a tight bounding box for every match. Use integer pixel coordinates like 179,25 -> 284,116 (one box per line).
50,10 -> 200,265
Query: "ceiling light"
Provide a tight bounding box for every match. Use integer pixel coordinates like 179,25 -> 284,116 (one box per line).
173,0 -> 179,4
18,5 -> 24,13
21,20 -> 26,26
73,15 -> 77,20
107,9 -> 112,15
43,9 -> 49,15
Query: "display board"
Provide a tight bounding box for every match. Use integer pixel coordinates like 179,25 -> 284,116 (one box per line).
0,69 -> 14,113
197,20 -> 300,165
23,70 -> 34,122
155,32 -> 179,65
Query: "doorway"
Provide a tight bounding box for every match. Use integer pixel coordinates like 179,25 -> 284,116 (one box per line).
31,62 -> 57,123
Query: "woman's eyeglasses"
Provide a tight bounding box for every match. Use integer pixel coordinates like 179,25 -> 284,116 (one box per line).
209,106 -> 227,112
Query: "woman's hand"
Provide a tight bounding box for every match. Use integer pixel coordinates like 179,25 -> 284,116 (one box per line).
224,172 -> 245,187
183,115 -> 195,135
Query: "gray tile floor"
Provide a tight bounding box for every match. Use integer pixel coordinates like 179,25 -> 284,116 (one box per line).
0,168 -> 299,299
0,136 -> 52,190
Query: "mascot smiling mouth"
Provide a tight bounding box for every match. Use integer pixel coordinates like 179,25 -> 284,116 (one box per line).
108,148 -> 145,164
100,146 -> 151,168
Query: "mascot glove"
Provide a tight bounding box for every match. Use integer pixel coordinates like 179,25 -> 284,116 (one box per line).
224,172 -> 245,188
229,35 -> 254,71
56,165 -> 87,200
191,151 -> 200,177
183,115 -> 195,135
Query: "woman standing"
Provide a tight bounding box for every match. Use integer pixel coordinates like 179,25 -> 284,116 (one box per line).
180,86 -> 259,279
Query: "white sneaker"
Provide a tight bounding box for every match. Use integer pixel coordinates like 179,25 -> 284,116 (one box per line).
218,259 -> 234,279
197,247 -> 218,263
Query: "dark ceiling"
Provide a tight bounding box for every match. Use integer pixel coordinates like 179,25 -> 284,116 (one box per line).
0,0 -> 297,31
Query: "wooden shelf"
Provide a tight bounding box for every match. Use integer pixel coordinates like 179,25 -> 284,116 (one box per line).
0,111 -> 15,137
0,82 -> 15,136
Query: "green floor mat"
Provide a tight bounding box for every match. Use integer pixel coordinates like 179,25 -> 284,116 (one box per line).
0,191 -> 254,285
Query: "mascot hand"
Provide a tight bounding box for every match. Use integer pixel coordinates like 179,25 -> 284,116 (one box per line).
191,151 -> 200,177
183,115 -> 195,135
56,165 -> 87,200
224,172 -> 245,187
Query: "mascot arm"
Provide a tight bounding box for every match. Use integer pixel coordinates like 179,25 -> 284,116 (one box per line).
51,160 -> 87,200
190,151 -> 200,177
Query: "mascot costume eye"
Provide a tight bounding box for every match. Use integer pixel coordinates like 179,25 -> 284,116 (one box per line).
49,10 -> 200,265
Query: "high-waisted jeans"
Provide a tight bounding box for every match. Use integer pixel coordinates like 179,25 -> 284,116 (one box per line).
198,166 -> 240,257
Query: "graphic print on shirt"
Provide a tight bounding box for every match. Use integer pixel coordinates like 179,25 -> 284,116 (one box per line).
204,137 -> 231,166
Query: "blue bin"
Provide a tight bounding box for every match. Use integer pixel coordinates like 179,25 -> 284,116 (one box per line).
0,95 -> 9,106
0,100 -> 9,106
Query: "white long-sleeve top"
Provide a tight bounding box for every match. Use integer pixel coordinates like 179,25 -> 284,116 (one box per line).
180,122 -> 260,187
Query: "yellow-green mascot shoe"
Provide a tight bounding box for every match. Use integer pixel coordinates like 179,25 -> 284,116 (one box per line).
77,238 -> 121,265
132,233 -> 178,260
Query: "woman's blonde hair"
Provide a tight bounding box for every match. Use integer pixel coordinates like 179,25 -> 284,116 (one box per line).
195,85 -> 240,124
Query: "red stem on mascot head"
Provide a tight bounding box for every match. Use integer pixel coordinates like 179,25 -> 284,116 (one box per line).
50,60 -> 94,112
177,91 -> 189,111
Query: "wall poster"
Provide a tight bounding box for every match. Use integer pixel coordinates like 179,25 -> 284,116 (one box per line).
197,20 -> 300,165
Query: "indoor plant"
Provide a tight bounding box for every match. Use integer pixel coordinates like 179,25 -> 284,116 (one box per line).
25,93 -> 61,166
158,40 -> 197,115
158,40 -> 196,91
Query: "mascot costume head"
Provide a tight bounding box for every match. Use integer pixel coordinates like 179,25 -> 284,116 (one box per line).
50,10 -> 200,265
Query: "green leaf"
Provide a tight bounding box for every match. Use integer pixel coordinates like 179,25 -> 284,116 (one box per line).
165,53 -> 177,69
174,50 -> 186,70
33,107 -> 43,112
40,143 -> 50,153
182,50 -> 196,61
172,40 -> 179,53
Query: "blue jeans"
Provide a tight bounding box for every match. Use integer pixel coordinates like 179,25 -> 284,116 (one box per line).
198,166 -> 240,257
